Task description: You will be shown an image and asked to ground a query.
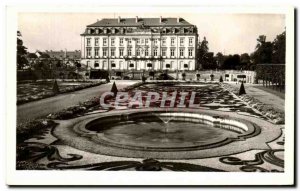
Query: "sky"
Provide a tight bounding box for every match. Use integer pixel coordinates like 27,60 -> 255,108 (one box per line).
18,13 -> 285,55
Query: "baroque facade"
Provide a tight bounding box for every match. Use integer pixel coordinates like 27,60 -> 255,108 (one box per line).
80,17 -> 198,74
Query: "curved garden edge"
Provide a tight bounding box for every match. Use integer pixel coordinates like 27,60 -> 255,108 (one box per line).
220,83 -> 285,124
51,108 -> 282,160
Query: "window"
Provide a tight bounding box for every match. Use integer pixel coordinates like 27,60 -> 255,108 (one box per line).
180,38 -> 184,46
94,61 -> 99,68
171,61 -> 174,68
86,48 -> 91,57
111,62 -> 116,68
94,48 -> 99,57
145,39 -> 149,44
189,38 -> 193,46
111,38 -> 115,46
180,48 -> 184,57
184,64 -> 188,68
180,61 -> 184,69
145,48 -> 149,56
87,38 -> 91,46
128,48 -> 132,56
129,63 -> 134,68
103,61 -> 107,69
171,38 -> 175,46
162,49 -> 166,57
128,39 -> 132,45
141,39 -> 144,44
119,38 -> 124,46
95,38 -> 99,46
137,39 -> 140,44
166,64 -> 170,68
111,49 -> 115,57
154,49 -> 158,56
136,49 -> 141,56
162,39 -> 166,46
103,49 -> 107,57
154,39 -> 158,45
119,49 -> 124,57
147,63 -> 152,67
103,38 -> 107,46
171,48 -> 175,57
188,48 -> 193,57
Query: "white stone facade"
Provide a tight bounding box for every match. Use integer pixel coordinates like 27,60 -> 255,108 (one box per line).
80,17 -> 198,72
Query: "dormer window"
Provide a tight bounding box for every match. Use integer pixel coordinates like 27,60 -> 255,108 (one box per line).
104,28 -> 107,34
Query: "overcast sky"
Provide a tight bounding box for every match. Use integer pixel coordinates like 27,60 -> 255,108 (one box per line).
18,13 -> 285,55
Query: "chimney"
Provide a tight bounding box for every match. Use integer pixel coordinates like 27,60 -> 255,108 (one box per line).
135,16 -> 138,23
177,17 -> 180,23
160,16 -> 162,23
118,16 -> 121,23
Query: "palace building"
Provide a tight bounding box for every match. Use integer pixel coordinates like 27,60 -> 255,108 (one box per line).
80,16 -> 198,76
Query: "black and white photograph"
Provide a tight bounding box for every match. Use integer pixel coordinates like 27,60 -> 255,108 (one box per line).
5,5 -> 295,186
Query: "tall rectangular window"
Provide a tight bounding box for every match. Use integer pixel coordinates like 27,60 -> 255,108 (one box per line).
154,49 -> 158,56
103,38 -> 107,46
136,49 -> 140,56
145,39 -> 149,44
180,48 -> 184,57
119,38 -> 124,46
119,49 -> 124,57
128,48 -> 132,56
145,48 -> 149,56
111,49 -> 115,57
87,38 -> 91,46
189,38 -> 193,46
103,49 -> 107,57
137,39 -> 140,44
171,48 -> 175,57
154,39 -> 158,45
95,38 -> 99,46
162,39 -> 166,46
86,48 -> 91,57
180,38 -> 184,46
171,38 -> 175,46
94,48 -> 99,57
128,39 -> 132,45
188,48 -> 193,57
111,38 -> 115,46
162,49 -> 166,57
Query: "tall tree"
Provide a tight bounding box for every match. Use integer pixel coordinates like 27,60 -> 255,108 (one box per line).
252,35 -> 273,64
196,37 -> 209,69
272,31 -> 286,64
17,31 -> 29,69
215,52 -> 225,68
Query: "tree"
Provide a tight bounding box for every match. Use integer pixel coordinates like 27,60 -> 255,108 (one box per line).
272,31 -> 286,64
251,35 -> 273,64
196,37 -> 209,69
17,31 -> 29,69
215,52 -> 225,68
240,53 -> 251,69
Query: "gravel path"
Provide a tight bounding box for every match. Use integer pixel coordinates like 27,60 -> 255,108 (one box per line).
17,80 -> 138,124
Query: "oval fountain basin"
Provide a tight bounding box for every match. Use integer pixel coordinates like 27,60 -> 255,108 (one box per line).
79,111 -> 259,151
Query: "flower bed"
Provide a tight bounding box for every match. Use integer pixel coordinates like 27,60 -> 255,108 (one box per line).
221,83 -> 285,124
17,80 -> 106,105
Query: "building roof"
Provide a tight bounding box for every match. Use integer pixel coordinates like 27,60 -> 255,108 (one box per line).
87,17 -> 193,27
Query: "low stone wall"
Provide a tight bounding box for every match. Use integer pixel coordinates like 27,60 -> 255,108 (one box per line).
221,83 -> 285,124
